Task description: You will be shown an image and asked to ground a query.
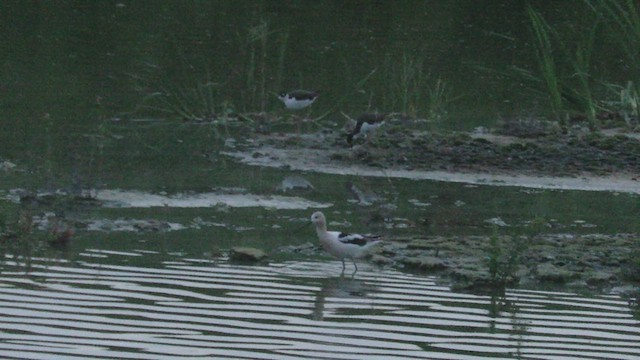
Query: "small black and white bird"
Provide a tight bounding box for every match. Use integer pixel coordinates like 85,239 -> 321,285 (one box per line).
346,112 -> 386,146
310,211 -> 382,273
277,90 -> 319,110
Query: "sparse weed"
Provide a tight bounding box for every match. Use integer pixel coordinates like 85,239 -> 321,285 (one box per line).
604,81 -> 640,128
527,6 -> 566,127
427,77 -> 454,123
487,227 -> 528,287
382,52 -> 454,123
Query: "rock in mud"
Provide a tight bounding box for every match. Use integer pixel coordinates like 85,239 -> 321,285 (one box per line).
401,256 -> 447,271
276,176 -> 314,192
370,254 -> 394,266
536,263 -> 575,282
230,247 -> 268,263
0,160 -> 17,171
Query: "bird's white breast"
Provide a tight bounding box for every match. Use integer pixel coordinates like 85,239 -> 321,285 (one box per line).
283,96 -> 315,110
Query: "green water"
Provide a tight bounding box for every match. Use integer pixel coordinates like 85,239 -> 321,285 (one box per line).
0,3 -> 639,357
0,0 -> 639,291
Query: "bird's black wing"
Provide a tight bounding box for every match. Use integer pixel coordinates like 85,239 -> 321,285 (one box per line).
338,233 -> 381,246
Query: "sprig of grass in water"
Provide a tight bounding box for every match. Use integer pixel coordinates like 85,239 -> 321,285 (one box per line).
604,81 -> 640,127
380,52 -> 456,124
427,77 -> 458,125
480,6 -> 602,131
586,0 -> 640,127
244,17 -> 272,112
386,52 -> 426,117
487,227 -> 528,288
556,9 -> 601,130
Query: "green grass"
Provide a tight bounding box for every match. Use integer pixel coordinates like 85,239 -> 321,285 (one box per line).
379,52 -> 455,124
527,5 -> 566,127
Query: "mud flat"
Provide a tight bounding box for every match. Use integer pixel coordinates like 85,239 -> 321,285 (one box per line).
224,144 -> 640,194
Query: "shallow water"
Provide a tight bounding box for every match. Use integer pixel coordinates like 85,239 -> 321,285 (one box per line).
0,2 -> 639,358
1,252 -> 638,359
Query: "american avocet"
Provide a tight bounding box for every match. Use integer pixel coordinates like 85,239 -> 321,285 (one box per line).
346,112 -> 386,146
277,90 -> 318,110
310,211 -> 381,273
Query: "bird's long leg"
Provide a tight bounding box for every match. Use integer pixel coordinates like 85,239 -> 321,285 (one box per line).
341,259 -> 346,273
352,259 -> 358,275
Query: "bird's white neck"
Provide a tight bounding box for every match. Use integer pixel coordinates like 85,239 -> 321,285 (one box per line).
314,222 -> 328,237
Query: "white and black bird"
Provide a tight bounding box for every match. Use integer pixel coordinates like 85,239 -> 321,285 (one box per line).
346,112 -> 386,146
310,211 -> 382,274
277,90 -> 319,110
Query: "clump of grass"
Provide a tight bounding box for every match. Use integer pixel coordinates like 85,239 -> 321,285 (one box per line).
526,5 -> 604,131
242,17 -> 275,112
427,77 -> 455,123
135,71 -> 231,123
622,249 -> 640,282
0,205 -> 38,271
381,52 -> 454,123
131,14 -> 290,130
487,228 -> 527,287
382,52 -> 425,117
585,0 -> 640,129
604,81 -> 640,128
527,6 -> 566,128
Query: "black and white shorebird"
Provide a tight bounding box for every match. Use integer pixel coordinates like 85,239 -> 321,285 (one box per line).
346,112 -> 386,146
310,211 -> 382,274
277,90 -> 319,110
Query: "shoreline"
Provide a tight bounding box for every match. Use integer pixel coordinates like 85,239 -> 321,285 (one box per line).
223,145 -> 640,194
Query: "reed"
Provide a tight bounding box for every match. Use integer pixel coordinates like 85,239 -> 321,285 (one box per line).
244,17 -> 270,112
487,228 -> 528,288
527,5 -> 565,128
555,9 -> 601,130
604,81 -> 640,127
427,77 -> 454,123
380,52 -> 454,123
586,0 -> 640,126
399,53 -> 423,116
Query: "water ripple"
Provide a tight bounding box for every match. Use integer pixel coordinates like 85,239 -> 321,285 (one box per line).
0,256 -> 638,359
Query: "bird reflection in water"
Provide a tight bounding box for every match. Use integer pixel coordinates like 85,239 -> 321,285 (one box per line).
311,276 -> 375,321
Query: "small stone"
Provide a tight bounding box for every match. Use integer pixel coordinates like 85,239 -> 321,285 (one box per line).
536,263 -> 574,282
224,138 -> 237,148
230,247 -> 267,263
370,254 -> 393,266
585,271 -> 616,286
0,160 -> 17,171
485,217 -> 509,227
276,176 -> 314,192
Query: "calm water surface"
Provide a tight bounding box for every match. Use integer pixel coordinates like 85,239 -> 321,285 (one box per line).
1,251 -> 638,359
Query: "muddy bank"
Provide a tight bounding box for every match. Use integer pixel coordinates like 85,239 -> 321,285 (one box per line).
279,232 -> 640,294
6,188 -> 331,210
223,124 -> 640,193
237,123 -> 640,293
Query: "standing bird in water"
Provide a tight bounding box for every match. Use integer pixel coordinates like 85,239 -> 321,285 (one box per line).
310,211 -> 381,274
277,90 -> 319,110
278,90 -> 319,132
346,112 -> 386,146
